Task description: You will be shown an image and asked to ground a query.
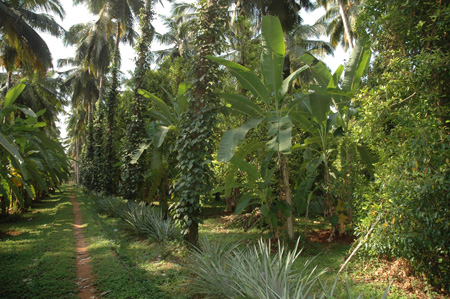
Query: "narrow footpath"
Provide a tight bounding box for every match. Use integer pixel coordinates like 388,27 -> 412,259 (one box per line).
70,189 -> 98,299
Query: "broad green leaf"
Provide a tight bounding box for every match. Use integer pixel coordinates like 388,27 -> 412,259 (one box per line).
266,115 -> 292,154
221,93 -> 263,118
308,86 -> 331,124
32,122 -> 47,128
153,125 -> 170,148
290,111 -> 314,132
131,142 -> 151,164
230,156 -> 260,182
177,82 -> 189,97
176,83 -> 189,114
146,110 -> 172,125
211,183 -> 251,195
3,84 -> 26,107
217,118 -> 263,162
206,56 -> 271,105
261,15 -> 285,98
303,136 -> 321,146
0,132 -> 24,165
280,65 -> 309,97
234,140 -> 262,159
291,92 -> 309,108
260,204 -> 270,218
234,193 -> 259,215
139,89 -> 176,124
326,112 -> 339,132
328,65 -> 345,89
276,200 -> 293,218
161,86 -> 178,113
7,176 -> 24,207
151,147 -> 162,171
326,88 -> 354,98
342,39 -> 371,92
260,151 -> 275,179
35,109 -> 46,117
293,177 -> 316,214
300,53 -> 332,87
9,105 -> 37,118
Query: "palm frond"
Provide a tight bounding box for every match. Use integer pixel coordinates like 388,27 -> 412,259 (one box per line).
17,9 -> 65,37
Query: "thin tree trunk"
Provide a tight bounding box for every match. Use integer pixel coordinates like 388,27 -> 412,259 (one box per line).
282,155 -> 294,240
75,139 -> 80,184
6,71 -> 12,93
104,22 -> 121,195
98,74 -> 105,102
337,0 -> 353,50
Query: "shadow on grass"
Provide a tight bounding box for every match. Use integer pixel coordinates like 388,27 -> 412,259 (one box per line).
73,187 -> 191,299
0,188 -> 78,299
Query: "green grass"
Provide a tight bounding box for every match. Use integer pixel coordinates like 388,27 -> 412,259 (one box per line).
72,187 -> 192,298
1,185 -> 439,298
0,188 -> 77,298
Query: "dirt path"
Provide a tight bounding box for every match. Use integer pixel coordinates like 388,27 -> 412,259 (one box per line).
71,190 -> 98,299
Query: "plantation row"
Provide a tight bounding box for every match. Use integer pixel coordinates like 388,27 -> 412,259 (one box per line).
1,0 -> 449,294
1,186 -> 404,298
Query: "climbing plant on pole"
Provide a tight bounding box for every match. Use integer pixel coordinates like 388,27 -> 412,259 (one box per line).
121,0 -> 155,201
172,0 -> 226,245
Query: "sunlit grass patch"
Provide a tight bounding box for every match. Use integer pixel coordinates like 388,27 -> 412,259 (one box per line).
0,187 -> 77,298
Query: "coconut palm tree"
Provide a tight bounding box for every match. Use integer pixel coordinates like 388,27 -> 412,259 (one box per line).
317,0 -> 362,50
122,0 -> 161,201
153,13 -> 195,64
100,0 -> 144,195
0,0 -> 65,82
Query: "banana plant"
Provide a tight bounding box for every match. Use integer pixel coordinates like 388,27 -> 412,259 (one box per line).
212,148 -> 292,236
207,16 -> 309,239
290,39 -> 372,237
130,84 -> 189,212
134,83 -> 189,162
0,84 -> 70,214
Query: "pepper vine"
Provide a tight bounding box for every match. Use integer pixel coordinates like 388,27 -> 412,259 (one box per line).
172,0 -> 227,245
121,1 -> 154,201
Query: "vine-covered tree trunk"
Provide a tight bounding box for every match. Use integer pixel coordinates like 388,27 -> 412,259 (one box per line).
173,0 -> 226,246
92,101 -> 105,192
103,23 -> 121,195
74,139 -> 80,184
81,105 -> 95,189
122,1 -> 154,201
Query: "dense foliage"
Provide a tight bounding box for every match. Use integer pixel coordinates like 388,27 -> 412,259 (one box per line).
172,0 -> 227,244
2,0 -> 449,293
0,84 -> 69,214
353,0 -> 450,289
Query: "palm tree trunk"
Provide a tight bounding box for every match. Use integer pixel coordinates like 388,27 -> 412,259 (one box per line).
104,21 -> 121,195
75,139 -> 80,184
122,0 -> 154,200
337,0 -> 353,50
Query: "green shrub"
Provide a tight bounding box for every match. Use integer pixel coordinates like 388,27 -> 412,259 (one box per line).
95,195 -> 179,242
120,201 -> 179,242
352,53 -> 450,291
96,195 -> 127,218
188,238 -> 390,298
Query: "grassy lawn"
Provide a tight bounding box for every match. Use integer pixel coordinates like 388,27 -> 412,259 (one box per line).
0,187 -> 77,298
0,185 -> 442,298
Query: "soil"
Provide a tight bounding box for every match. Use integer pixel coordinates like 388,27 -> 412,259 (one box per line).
308,229 -> 356,245
0,230 -> 22,238
71,189 -> 98,299
355,257 -> 448,298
